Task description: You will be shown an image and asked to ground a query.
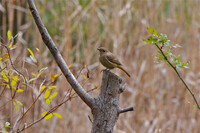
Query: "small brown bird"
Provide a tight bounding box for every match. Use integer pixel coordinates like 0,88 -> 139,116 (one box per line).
97,47 -> 131,77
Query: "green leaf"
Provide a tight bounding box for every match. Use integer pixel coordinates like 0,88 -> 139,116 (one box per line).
147,27 -> 153,33
7,30 -> 12,40
49,92 -> 57,99
53,113 -> 62,119
44,89 -> 50,99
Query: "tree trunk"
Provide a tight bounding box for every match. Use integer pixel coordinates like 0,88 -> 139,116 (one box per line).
91,70 -> 133,133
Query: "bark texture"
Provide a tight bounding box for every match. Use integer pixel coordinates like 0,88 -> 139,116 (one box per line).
91,70 -> 124,133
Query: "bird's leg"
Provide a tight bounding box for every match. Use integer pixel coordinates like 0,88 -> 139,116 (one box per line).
101,68 -> 110,73
105,68 -> 110,72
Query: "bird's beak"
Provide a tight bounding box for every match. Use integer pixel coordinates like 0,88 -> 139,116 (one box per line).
97,48 -> 100,51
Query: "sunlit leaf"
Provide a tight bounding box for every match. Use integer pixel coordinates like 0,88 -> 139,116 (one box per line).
50,73 -> 55,82
81,73 -> 87,79
16,89 -> 24,92
31,72 -> 36,76
27,48 -> 35,59
5,121 -> 11,128
44,89 -> 50,99
9,42 -> 13,48
94,85 -> 100,89
53,113 -> 62,119
7,30 -> 12,40
3,53 -> 9,59
13,101 -> 19,112
40,85 -> 46,92
1,71 -> 9,82
46,98 -> 51,104
37,67 -> 48,78
54,73 -> 60,78
49,92 -> 57,99
68,64 -> 73,68
41,111 -> 48,115
16,100 -> 23,106
44,113 -> 53,120
48,86 -> 58,90
11,79 -> 17,87
28,77 -> 37,83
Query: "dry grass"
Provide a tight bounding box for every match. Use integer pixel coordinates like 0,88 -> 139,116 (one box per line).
1,0 -> 200,132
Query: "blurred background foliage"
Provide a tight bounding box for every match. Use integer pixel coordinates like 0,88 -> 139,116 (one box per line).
1,0 -> 200,132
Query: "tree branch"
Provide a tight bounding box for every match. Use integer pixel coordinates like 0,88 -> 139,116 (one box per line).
27,0 -> 94,108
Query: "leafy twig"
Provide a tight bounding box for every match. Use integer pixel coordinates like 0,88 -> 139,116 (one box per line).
143,27 -> 200,109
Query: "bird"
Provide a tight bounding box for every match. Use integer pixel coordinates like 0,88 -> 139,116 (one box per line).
97,47 -> 131,77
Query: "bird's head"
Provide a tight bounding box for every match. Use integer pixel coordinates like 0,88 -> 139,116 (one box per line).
97,47 -> 109,56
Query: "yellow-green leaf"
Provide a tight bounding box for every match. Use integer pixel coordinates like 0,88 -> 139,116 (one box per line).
94,85 -> 100,89
11,79 -> 17,87
16,100 -> 23,106
50,73 -> 55,82
40,85 -> 46,92
7,30 -> 12,40
49,92 -> 57,99
27,48 -> 35,58
3,53 -> 9,59
81,73 -> 87,79
1,71 -> 8,82
54,73 -> 60,78
9,42 -> 13,48
41,111 -> 48,115
31,72 -> 36,76
5,121 -> 11,128
68,64 -> 73,68
16,89 -> 24,92
21,84 -> 26,88
28,77 -> 37,83
13,101 -> 19,112
53,113 -> 62,119
48,86 -> 57,90
44,113 -> 53,120
44,89 -> 50,99
45,98 -> 51,104
37,67 -> 48,78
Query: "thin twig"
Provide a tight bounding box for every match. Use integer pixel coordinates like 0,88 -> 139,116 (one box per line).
154,43 -> 200,109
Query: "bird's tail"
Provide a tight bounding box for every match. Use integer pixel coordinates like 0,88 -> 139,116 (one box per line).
117,65 -> 131,77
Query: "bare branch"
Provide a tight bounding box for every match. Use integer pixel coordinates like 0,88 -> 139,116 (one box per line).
118,107 -> 134,114
27,0 -> 94,108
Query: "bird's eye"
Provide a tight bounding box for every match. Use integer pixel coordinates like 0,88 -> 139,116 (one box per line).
102,50 -> 105,52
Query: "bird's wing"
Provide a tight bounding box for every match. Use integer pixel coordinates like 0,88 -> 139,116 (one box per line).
105,52 -> 122,65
